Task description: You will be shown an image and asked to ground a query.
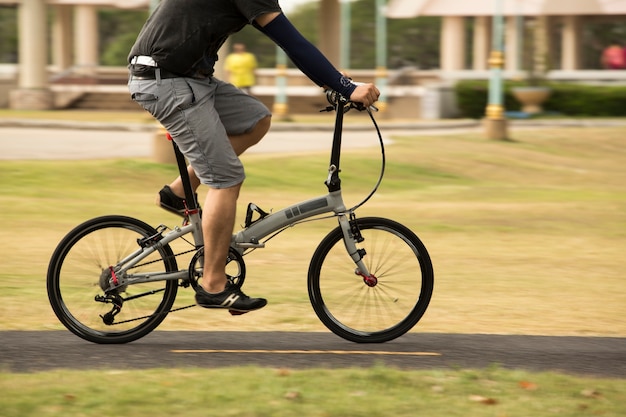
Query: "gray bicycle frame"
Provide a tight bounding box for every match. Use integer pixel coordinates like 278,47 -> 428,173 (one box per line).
108,187 -> 369,289
110,95 -> 372,288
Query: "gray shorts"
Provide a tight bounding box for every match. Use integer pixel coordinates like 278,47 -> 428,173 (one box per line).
128,76 -> 271,188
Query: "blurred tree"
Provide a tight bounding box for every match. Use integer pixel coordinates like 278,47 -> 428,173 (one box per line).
229,0 -> 440,70
0,1 -> 623,71
350,0 -> 441,69
228,2 -> 318,68
389,16 -> 441,69
99,9 -> 148,66
0,6 -> 18,63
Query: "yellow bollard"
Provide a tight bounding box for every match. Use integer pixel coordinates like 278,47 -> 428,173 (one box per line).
483,104 -> 509,141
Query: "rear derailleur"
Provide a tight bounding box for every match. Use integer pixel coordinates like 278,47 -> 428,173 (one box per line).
94,292 -> 123,325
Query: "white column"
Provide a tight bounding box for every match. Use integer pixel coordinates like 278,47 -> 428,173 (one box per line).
534,16 -> 551,74
18,0 -> 48,89
10,0 -> 53,109
74,5 -> 99,75
505,16 -> 523,72
440,16 -> 465,71
561,15 -> 582,70
52,5 -> 73,71
473,16 -> 491,70
319,0 -> 341,66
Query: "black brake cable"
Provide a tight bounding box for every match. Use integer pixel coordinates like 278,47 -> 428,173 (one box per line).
244,100 -> 388,253
346,105 -> 386,212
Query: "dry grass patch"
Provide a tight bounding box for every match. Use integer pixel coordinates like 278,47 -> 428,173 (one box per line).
0,126 -> 624,336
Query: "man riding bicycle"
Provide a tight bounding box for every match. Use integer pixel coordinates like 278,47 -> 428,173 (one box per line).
128,0 -> 380,314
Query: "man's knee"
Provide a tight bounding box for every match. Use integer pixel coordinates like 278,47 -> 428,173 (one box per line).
230,115 -> 271,155
254,115 -> 271,140
245,115 -> 271,148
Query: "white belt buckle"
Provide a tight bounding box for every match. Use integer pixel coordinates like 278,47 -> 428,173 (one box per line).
131,55 -> 157,67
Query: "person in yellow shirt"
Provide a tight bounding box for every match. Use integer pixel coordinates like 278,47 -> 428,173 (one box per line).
224,43 -> 258,94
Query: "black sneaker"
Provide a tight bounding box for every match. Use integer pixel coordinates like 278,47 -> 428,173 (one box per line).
158,185 -> 199,217
195,283 -> 267,313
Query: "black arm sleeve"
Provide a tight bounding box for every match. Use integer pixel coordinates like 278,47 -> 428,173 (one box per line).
257,13 -> 357,98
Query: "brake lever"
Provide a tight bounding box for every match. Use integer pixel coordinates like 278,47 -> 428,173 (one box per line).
353,102 -> 379,113
323,89 -> 379,113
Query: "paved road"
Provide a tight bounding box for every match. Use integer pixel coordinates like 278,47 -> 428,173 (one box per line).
2,118 -> 626,160
1,331 -> 624,378
0,122 -> 478,160
0,126 -> 392,160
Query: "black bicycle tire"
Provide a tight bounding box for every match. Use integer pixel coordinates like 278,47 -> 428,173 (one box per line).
47,215 -> 179,344
308,217 -> 434,343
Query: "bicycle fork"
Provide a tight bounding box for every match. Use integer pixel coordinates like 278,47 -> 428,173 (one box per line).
338,212 -> 377,287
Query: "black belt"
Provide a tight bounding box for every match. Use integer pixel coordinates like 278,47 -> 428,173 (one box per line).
130,66 -> 181,80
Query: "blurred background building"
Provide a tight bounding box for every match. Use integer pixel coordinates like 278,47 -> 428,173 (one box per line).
0,0 -> 625,118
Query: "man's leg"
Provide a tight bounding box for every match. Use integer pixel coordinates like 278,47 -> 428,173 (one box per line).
198,116 -> 271,293
200,183 -> 240,293
194,180 -> 267,311
173,116 -> 271,312
159,115 -> 271,200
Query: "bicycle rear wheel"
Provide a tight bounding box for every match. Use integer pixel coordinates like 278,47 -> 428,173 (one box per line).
308,217 -> 433,343
47,215 -> 179,344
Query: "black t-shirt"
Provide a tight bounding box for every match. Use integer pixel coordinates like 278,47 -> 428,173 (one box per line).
128,0 -> 281,77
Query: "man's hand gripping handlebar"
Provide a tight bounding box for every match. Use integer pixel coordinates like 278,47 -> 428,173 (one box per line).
349,82 -> 380,109
325,85 -> 380,113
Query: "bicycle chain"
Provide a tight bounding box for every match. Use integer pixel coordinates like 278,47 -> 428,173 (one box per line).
106,303 -> 197,325
108,246 -> 200,326
133,248 -> 197,269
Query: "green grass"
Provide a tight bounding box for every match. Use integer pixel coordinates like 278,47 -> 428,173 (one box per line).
1,126 -> 625,334
1,366 -> 624,417
0,124 -> 624,415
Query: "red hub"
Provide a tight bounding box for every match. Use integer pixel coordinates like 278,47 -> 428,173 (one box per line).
357,271 -> 378,287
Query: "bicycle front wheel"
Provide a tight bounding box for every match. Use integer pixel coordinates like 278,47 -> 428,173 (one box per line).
47,215 -> 179,344
308,217 -> 433,343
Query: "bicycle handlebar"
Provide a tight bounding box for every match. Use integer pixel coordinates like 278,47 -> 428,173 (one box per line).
324,89 -> 379,113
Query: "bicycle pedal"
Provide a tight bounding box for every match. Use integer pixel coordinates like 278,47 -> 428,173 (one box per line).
228,309 -> 249,316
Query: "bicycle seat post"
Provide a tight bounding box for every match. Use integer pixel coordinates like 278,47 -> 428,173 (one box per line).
170,137 -> 199,211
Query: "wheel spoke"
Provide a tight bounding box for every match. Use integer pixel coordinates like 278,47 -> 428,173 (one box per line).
47,216 -> 179,344
308,217 -> 433,343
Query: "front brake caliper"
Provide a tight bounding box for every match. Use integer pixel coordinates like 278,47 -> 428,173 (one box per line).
349,213 -> 364,243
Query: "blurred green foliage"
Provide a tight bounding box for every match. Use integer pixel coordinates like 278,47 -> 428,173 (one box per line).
1,1 -> 626,71
455,80 -> 626,118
